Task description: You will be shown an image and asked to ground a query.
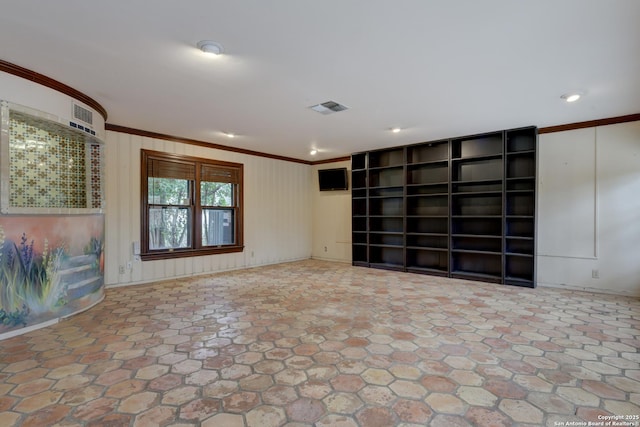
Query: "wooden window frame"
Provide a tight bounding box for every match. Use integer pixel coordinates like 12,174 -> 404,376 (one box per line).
141,149 -> 243,260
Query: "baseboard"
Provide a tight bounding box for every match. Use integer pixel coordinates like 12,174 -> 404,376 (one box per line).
310,255 -> 351,264
538,281 -> 640,298
105,256 -> 311,289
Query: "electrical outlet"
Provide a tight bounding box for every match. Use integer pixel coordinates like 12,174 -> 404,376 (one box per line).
324,246 -> 327,252
127,261 -> 132,270
251,251 -> 254,257
119,265 -> 125,274
592,269 -> 599,279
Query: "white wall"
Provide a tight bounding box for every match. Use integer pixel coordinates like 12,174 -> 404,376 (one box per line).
0,73 -> 105,139
537,121 -> 640,296
311,161 -> 352,262
104,131 -> 312,286
308,121 -> 640,296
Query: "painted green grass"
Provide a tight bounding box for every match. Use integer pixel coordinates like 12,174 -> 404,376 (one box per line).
0,226 -> 66,327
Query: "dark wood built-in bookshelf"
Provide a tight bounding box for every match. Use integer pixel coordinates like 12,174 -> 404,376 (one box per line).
351,126 -> 537,287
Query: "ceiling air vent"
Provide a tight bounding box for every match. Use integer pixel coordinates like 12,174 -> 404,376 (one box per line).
309,100 -> 349,115
73,103 -> 93,125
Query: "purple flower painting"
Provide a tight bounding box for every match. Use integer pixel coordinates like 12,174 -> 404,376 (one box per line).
0,215 -> 105,337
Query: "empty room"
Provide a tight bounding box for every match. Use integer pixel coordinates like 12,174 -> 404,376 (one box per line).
0,1 -> 639,426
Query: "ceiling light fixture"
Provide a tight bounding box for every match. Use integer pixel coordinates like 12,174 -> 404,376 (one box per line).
310,149 -> 318,156
225,132 -> 235,138
391,128 -> 402,133
197,40 -> 223,56
561,93 -> 582,103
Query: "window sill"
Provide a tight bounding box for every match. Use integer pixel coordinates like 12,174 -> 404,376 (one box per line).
140,245 -> 244,261
1,207 -> 104,215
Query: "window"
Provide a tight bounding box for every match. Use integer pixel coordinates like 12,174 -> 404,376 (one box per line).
0,101 -> 104,214
141,150 -> 243,260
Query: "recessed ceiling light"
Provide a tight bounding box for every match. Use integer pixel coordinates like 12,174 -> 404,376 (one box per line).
561,93 -> 582,103
197,40 -> 223,56
225,132 -> 235,138
310,149 -> 318,156
391,128 -> 402,133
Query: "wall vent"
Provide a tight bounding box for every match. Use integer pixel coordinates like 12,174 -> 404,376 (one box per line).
309,101 -> 349,115
73,103 -> 93,125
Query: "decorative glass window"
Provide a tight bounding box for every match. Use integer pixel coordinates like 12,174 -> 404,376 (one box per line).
0,101 -> 104,214
141,150 -> 243,260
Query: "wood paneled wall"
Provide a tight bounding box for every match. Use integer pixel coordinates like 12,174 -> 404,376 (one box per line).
104,131 -> 312,286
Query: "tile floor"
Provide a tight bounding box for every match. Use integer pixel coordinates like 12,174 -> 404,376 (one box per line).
1,260 -> 639,427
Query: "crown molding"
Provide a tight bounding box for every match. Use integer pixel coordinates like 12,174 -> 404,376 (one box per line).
0,59 -> 108,121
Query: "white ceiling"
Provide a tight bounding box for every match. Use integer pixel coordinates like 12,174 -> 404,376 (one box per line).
1,0 -> 639,162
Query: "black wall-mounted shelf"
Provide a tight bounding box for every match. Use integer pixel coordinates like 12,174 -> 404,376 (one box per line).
351,126 -> 537,287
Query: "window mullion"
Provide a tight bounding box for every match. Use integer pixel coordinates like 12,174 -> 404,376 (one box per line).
193,163 -> 201,250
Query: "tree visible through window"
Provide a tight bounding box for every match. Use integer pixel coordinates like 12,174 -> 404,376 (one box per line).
148,176 -> 191,250
141,150 -> 243,260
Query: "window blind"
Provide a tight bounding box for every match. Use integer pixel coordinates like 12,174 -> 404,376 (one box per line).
201,164 -> 240,184
147,158 -> 195,180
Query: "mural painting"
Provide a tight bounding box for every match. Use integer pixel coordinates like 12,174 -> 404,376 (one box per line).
0,215 -> 104,337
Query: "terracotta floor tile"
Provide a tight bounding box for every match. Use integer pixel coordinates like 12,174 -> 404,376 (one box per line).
253,359 -> 284,375
449,369 -> 484,386
20,404 -> 71,427
73,397 -> 118,421
0,412 -> 22,427
483,378 -> 528,399
4,368 -> 46,385
331,374 -> 366,392
203,412 -> 245,427
274,368 -> 307,386
388,379 -> 427,399
557,386 -> 601,406
284,355 -> 314,370
181,397 -> 222,421
12,378 -> 54,397
498,399 -> 544,424
0,395 -> 16,412
118,391 -> 159,414
148,373 -> 184,392
132,405 -> 176,427
356,406 -> 396,427
527,391 -> 575,415
456,386 -> 497,407
358,385 -> 396,406
316,414 -> 359,427
87,413 -> 133,427
465,407 -> 512,427
262,384 -> 299,405
419,375 -> 456,392
298,380 -> 332,399
14,390 -> 63,413
392,398 -> 432,424
324,392 -> 364,414
135,364 -> 169,381
161,386 -> 198,405
84,360 -> 123,376
95,369 -> 132,387
602,399 -> 640,417
286,397 -> 325,423
1,260 -> 638,426
245,405 -> 286,427
59,385 -> 103,406
581,379 -> 627,400
202,380 -> 237,400
223,391 -> 260,413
